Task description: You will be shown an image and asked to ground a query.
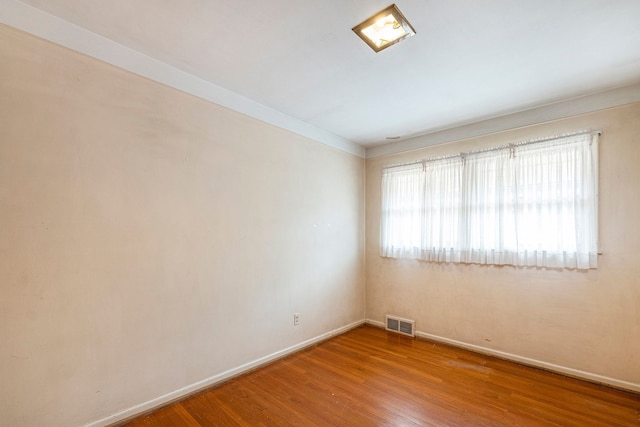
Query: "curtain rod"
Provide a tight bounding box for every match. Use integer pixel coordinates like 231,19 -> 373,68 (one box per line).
383,129 -> 601,170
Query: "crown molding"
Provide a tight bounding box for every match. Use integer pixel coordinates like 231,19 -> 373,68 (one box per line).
366,83 -> 640,158
0,0 -> 365,158
5,0 -> 639,161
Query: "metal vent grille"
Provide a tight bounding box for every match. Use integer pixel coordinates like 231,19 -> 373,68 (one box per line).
387,317 -> 399,331
399,321 -> 414,335
385,315 -> 415,337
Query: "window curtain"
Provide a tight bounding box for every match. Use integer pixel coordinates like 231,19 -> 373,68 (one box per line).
380,132 -> 598,269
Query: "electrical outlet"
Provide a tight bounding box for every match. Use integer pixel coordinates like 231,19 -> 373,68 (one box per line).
293,312 -> 300,326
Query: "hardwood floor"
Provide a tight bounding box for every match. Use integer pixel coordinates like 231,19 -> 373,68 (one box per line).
122,325 -> 640,426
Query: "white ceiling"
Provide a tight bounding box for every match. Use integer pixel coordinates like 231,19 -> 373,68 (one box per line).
5,0 -> 640,152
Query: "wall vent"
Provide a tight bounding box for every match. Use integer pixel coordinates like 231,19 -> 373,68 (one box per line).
385,315 -> 415,337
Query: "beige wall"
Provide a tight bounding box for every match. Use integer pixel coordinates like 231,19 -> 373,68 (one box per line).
366,102 -> 640,389
0,25 -> 365,426
2,19 -> 639,427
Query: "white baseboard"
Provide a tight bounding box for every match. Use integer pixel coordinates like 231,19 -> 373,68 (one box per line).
366,319 -> 639,393
366,319 -> 385,329
85,319 -> 366,427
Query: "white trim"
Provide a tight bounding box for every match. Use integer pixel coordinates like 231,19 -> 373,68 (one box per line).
366,319 -> 386,329
3,0 -> 640,161
365,319 -> 639,393
366,84 -> 640,158
414,330 -> 640,393
365,319 -> 640,393
0,0 -> 365,158
84,320 -> 365,427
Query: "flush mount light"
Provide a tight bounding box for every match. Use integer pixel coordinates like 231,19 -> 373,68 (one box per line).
352,4 -> 416,53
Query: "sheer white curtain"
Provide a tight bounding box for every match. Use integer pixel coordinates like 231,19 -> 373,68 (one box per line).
380,132 -> 598,269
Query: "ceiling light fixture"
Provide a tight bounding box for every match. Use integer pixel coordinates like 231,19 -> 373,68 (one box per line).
352,4 -> 416,53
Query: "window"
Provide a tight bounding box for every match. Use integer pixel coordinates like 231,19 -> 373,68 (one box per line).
380,131 -> 599,269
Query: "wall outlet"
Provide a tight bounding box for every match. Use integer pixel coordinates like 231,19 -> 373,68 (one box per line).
293,312 -> 300,326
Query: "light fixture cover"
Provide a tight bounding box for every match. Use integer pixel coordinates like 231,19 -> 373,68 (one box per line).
352,4 -> 416,52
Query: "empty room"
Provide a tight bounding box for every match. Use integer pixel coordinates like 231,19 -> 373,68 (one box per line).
1,1 -> 639,426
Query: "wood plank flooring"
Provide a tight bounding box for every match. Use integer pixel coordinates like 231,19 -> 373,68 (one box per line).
122,325 -> 640,426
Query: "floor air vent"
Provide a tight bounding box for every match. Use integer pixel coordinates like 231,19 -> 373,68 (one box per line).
385,315 -> 415,337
